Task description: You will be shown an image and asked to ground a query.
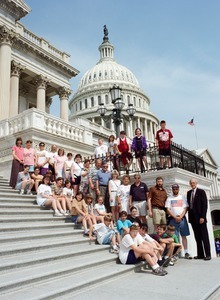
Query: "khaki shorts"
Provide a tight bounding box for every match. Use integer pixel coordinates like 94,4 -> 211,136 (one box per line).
152,208 -> 166,225
133,201 -> 147,216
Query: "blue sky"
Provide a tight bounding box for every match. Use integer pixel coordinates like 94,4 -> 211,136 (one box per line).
22,0 -> 220,169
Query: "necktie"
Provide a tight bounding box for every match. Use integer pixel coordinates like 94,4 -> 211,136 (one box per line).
190,190 -> 194,209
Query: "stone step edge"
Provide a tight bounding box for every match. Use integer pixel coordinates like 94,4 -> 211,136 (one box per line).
0,237 -> 89,256
0,223 -> 80,232
0,255 -> 117,294
0,261 -> 142,300
0,244 -> 107,272
0,229 -> 83,243
0,216 -> 71,222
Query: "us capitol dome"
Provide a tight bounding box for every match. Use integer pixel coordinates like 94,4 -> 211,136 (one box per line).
69,26 -> 159,142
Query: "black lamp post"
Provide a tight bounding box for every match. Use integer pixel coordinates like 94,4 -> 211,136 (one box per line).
97,85 -> 136,137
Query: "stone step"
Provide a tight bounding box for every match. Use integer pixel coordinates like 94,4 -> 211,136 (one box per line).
0,241 -> 105,271
0,199 -> 36,206
0,227 -> 82,243
0,260 -> 137,300
0,194 -> 35,202
0,203 -> 41,209
0,183 -> 11,188
0,222 -> 76,232
0,215 -> 71,222
0,234 -> 88,256
0,188 -> 23,194
0,179 -> 9,183
0,209 -> 54,215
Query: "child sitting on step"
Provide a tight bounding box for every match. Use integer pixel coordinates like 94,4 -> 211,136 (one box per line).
89,214 -> 121,253
71,191 -> 93,235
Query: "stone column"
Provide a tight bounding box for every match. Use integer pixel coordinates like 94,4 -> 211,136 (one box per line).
9,60 -> 25,117
0,26 -> 17,120
150,121 -> 153,142
144,119 -> 148,138
58,87 -> 72,121
33,75 -> 50,112
46,97 -> 53,114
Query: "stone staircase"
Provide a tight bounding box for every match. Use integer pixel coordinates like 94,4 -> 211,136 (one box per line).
0,176 -> 141,299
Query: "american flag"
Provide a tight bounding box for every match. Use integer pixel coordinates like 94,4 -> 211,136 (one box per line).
171,199 -> 183,207
188,118 -> 194,126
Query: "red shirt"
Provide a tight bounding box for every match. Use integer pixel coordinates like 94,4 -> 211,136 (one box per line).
156,129 -> 173,149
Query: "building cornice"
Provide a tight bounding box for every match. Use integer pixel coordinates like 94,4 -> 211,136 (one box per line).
13,36 -> 79,78
0,0 -> 31,21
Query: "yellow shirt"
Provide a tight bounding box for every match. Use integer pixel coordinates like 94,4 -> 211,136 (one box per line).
71,198 -> 86,216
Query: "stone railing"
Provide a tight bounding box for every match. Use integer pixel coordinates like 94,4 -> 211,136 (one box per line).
0,108 -> 116,147
0,108 -> 92,144
16,23 -> 70,63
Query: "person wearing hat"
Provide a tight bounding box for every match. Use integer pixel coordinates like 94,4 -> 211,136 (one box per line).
165,183 -> 192,259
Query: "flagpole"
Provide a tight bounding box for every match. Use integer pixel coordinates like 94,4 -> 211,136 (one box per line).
194,124 -> 199,149
188,117 -> 199,149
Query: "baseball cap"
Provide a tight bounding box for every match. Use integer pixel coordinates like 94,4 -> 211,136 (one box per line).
172,184 -> 179,189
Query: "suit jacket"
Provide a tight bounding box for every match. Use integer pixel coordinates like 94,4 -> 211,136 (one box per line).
187,188 -> 208,224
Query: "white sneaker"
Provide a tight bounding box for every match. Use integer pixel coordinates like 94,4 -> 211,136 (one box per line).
19,190 -> 24,195
54,210 -> 63,217
60,209 -> 68,216
26,190 -> 32,195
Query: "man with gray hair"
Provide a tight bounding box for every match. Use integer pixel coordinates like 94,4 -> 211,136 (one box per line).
187,178 -> 211,260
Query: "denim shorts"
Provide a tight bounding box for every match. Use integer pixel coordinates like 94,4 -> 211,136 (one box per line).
169,216 -> 190,236
71,215 -> 79,223
102,230 -> 115,244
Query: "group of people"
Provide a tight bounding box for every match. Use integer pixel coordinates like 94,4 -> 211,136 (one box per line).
8,119 -> 212,276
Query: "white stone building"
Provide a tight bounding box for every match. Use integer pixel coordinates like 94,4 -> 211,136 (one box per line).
0,0 -> 219,257
69,31 -> 159,142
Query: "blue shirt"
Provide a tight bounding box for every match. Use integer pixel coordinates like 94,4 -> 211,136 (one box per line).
96,169 -> 111,186
116,219 -> 132,235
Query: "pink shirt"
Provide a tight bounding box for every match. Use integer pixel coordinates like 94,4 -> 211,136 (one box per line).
23,148 -> 35,166
12,146 -> 24,161
55,155 -> 67,170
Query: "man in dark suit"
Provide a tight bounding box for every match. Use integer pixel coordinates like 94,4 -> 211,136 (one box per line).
187,178 -> 211,260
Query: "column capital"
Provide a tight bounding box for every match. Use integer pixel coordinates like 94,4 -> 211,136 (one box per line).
0,25 -> 17,46
32,74 -> 50,89
11,60 -> 25,77
58,86 -> 72,99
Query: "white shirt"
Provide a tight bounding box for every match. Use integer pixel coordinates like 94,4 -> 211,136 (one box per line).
93,223 -> 112,244
94,144 -> 108,158
37,150 -> 49,168
165,194 -> 189,216
119,233 -> 144,264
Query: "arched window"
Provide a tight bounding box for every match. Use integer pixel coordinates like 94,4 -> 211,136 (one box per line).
85,99 -> 87,109
105,95 -> 109,104
133,97 -> 136,107
91,97 -> 94,106
127,95 -> 130,104
80,101 -> 82,110
98,96 -> 101,105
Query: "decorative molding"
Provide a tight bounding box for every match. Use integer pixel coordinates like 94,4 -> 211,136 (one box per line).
11,60 -> 25,77
58,86 -> 72,99
14,37 -> 79,78
32,74 -> 51,89
0,25 -> 18,46
0,0 -> 30,21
